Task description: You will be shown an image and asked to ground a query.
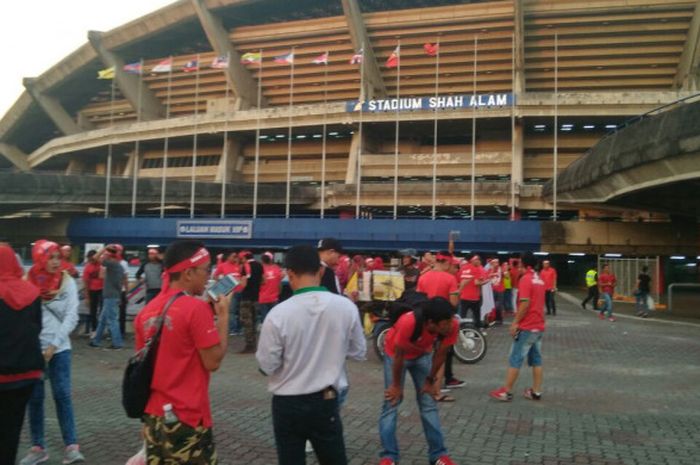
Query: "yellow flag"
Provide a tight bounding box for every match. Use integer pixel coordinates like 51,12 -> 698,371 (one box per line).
97,66 -> 115,80
344,272 -> 358,296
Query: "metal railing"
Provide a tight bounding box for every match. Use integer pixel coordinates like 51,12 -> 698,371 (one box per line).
667,283 -> 700,313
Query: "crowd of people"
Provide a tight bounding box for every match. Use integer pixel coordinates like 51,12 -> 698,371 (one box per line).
0,235 -> 652,465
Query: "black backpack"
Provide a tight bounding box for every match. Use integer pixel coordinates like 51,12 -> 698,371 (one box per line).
388,289 -> 430,342
122,292 -> 183,419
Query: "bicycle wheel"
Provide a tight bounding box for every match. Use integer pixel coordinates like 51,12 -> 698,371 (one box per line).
453,323 -> 487,364
373,322 -> 391,360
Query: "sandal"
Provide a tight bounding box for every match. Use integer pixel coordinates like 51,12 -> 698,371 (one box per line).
434,394 -> 456,402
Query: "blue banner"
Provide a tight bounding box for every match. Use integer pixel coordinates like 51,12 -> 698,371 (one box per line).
346,93 -> 514,113
176,220 -> 253,239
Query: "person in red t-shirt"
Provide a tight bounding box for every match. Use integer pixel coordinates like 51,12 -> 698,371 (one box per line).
458,255 -> 487,328
490,252 -> 546,402
81,250 -> 103,334
417,251 -> 436,275
213,251 -> 243,335
59,245 -> 79,279
540,260 -> 558,316
598,264 -> 617,321
134,240 -> 230,464
257,252 -> 282,324
380,297 -> 460,465
489,259 -> 505,324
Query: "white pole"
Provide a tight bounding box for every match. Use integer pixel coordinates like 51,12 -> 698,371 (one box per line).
190,54 -> 201,218
285,47 -> 295,219
393,39 -> 401,220
553,32 -> 559,221
431,38 -> 440,220
320,52 -> 329,219
253,50 -> 264,218
159,58 -> 173,218
220,52 -> 231,219
131,58 -> 144,217
470,35 -> 478,221
104,76 -> 116,218
355,44 -> 365,219
511,33 -> 516,221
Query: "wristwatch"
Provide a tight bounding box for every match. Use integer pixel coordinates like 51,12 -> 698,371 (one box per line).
426,375 -> 436,383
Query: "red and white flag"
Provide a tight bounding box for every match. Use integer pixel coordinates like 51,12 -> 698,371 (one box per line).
385,45 -> 400,68
312,52 -> 329,65
151,58 -> 173,73
424,43 -> 439,57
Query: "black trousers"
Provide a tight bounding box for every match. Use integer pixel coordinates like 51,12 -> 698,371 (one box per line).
87,289 -> 102,332
0,382 -> 35,465
545,290 -> 557,315
272,389 -> 347,465
119,291 -> 127,335
460,299 -> 482,328
582,286 -> 599,310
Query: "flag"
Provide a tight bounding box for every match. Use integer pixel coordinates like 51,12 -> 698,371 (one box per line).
312,52 -> 329,65
424,43 -> 439,57
274,52 -> 294,65
210,55 -> 229,69
241,52 -> 262,64
123,62 -> 142,74
350,48 -> 363,65
182,59 -> 199,72
385,45 -> 400,68
151,58 -> 173,73
97,66 -> 114,79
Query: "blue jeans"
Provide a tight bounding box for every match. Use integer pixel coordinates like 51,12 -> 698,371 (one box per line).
600,293 -> 613,317
256,302 -> 276,325
93,297 -> 123,347
635,291 -> 649,314
230,293 -> 241,333
28,350 -> 78,448
379,353 -> 447,463
503,289 -> 513,311
508,330 -> 543,368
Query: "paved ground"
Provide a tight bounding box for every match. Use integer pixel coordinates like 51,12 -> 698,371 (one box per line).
19,297 -> 700,465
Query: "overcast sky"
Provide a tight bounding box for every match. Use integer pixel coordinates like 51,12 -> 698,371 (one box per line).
0,0 -> 176,117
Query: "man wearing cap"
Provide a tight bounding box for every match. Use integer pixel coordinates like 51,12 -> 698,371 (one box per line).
134,240 -> 231,464
136,248 -> 163,304
239,251 -> 264,353
257,244 -> 366,465
90,244 -> 126,349
459,255 -> 487,329
317,238 -> 343,294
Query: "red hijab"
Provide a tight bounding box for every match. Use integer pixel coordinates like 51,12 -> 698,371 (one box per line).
28,240 -> 62,301
0,245 -> 40,310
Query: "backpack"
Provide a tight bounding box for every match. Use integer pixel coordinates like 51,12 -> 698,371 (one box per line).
388,289 -> 430,342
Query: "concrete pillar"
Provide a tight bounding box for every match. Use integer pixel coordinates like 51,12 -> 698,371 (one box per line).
190,0 -> 264,109
511,119 -> 524,204
513,0 -> 526,96
88,31 -> 165,121
66,158 -> 88,175
215,136 -> 244,183
674,1 -> 700,91
0,143 -> 30,171
23,78 -> 83,135
345,132 -> 362,184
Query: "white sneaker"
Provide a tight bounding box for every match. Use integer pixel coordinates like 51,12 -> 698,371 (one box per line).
63,445 -> 85,464
305,440 -> 313,453
20,447 -> 48,465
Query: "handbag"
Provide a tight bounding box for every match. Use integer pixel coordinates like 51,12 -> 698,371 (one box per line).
122,292 -> 183,419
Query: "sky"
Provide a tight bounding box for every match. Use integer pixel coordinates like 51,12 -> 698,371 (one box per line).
0,0 -> 176,117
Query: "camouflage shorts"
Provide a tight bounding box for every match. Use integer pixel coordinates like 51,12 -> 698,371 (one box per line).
143,414 -> 217,465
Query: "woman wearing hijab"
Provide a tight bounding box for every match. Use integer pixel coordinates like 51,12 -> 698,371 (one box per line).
21,240 -> 85,465
0,245 -> 43,465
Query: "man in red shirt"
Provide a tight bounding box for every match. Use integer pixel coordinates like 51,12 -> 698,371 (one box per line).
81,250 -> 103,335
489,259 -> 505,324
540,260 -> 558,316
257,252 -> 282,324
598,264 -> 617,321
213,251 -> 243,335
458,255 -> 487,328
134,240 -> 230,464
60,245 -> 79,279
379,297 -> 460,465
490,252 -> 546,402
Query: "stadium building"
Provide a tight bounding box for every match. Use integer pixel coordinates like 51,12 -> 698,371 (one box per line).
0,0 -> 699,260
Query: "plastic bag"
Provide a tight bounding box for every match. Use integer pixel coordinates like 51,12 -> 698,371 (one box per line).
125,445 -> 146,465
646,295 -> 655,311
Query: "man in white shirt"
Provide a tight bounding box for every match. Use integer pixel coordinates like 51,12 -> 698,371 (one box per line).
256,244 -> 366,465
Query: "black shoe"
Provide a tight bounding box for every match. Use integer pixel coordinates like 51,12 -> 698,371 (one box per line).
581,302 -> 586,309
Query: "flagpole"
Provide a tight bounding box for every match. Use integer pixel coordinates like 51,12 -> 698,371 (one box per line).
431,38 -> 440,220
220,52 -> 231,219
392,40 -> 401,220
285,47 -> 295,219
553,32 -> 559,222
190,54 -> 201,218
510,33 -> 516,221
253,49 -> 263,218
355,44 -> 365,219
131,58 -> 144,217
470,35 -> 478,221
160,57 -> 173,218
104,75 -> 116,218
320,51 -> 329,219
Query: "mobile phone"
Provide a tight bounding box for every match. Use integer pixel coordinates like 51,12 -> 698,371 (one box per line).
207,274 -> 239,301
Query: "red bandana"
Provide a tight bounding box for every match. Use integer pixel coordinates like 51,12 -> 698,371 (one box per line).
28,240 -> 62,301
160,248 -> 211,296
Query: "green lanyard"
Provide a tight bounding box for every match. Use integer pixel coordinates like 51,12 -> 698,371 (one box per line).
293,286 -> 328,296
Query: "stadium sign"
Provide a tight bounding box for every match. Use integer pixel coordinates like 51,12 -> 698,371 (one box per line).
346,93 -> 514,113
176,220 -> 253,239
